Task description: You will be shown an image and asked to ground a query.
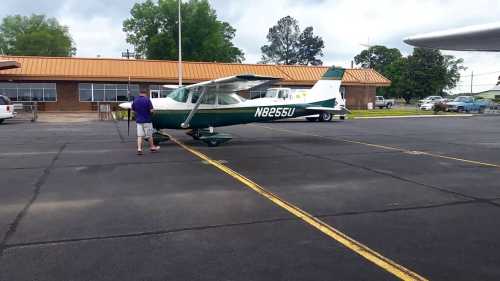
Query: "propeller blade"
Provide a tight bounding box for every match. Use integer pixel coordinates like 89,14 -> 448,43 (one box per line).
127,108 -> 131,136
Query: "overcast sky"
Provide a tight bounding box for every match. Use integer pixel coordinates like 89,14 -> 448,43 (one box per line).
2,0 -> 500,93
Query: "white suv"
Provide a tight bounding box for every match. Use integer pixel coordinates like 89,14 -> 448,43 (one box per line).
0,95 -> 15,124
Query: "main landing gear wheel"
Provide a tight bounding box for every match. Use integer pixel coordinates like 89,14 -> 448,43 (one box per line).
187,128 -> 233,147
318,112 -> 333,122
186,129 -> 203,140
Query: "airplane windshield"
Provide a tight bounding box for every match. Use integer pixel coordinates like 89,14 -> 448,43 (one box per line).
167,88 -> 189,103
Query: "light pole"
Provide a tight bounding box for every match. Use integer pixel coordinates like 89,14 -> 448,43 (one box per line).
360,42 -> 373,110
178,0 -> 183,87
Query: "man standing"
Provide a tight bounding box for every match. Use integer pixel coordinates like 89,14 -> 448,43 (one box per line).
132,90 -> 160,155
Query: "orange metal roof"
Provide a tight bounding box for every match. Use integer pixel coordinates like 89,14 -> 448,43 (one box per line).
0,55 -> 390,86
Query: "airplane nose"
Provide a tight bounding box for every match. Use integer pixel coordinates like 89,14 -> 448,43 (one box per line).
119,102 -> 132,109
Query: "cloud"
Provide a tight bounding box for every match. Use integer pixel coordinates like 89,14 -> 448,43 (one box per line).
1,0 -> 500,93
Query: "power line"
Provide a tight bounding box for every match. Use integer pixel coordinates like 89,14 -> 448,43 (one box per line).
460,70 -> 500,78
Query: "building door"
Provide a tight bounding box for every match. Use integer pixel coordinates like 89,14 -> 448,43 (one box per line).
150,90 -> 161,99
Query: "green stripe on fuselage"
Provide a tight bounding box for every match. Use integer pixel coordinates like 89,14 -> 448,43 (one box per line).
152,99 -> 335,129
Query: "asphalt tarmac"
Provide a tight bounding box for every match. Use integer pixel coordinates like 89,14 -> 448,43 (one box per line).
1,115 -> 499,281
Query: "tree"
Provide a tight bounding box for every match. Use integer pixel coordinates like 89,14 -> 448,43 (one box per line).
443,55 -> 467,90
354,45 -> 402,74
385,57 -> 415,103
0,14 -> 76,57
123,0 -> 244,62
355,45 -> 403,97
354,45 -> 466,103
297,27 -> 325,66
260,16 -> 324,65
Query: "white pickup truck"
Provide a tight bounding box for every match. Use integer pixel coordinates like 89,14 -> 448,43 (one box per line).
262,87 -> 347,121
375,96 -> 395,109
0,95 -> 15,124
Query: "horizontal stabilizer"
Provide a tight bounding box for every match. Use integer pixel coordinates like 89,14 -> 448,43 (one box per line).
306,106 -> 351,115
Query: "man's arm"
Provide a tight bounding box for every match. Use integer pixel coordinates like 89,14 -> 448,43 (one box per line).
149,99 -> 154,113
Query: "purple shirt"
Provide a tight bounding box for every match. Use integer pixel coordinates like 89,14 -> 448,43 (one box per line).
132,96 -> 153,124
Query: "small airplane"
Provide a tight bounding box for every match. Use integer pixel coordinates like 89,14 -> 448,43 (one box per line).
404,22 -> 500,51
120,66 -> 349,147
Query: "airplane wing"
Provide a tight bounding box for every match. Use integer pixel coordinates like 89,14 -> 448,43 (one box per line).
184,74 -> 281,93
404,22 -> 500,51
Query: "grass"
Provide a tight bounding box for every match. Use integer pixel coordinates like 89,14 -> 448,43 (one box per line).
348,109 -> 460,119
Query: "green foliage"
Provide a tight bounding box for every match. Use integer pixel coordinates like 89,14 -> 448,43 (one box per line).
0,14 -> 76,56
355,46 -> 466,103
261,16 -> 324,65
123,0 -> 244,62
354,45 -> 403,97
354,45 -> 402,74
113,110 -> 135,121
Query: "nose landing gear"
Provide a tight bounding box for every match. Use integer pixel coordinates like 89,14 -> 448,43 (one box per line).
186,127 -> 232,147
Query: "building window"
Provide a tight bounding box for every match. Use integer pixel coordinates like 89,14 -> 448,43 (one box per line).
79,83 -> 139,102
0,83 -> 57,102
149,85 -> 174,98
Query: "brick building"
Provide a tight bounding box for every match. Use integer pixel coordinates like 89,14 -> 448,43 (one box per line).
0,56 -> 390,111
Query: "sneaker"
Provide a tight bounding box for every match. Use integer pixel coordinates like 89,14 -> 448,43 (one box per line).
137,150 -> 144,155
150,146 -> 160,153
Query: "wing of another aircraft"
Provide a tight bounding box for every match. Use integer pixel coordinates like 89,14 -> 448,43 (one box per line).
404,22 -> 500,51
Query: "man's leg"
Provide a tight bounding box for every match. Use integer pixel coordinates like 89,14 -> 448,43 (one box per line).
136,123 -> 145,154
145,123 -> 160,151
137,137 -> 144,152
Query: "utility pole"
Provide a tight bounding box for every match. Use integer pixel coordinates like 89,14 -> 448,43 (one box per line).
121,49 -> 136,101
470,71 -> 474,94
360,41 -> 373,110
178,0 -> 183,87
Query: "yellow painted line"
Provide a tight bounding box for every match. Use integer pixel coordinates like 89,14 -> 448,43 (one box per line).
168,135 -> 428,281
253,124 -> 500,169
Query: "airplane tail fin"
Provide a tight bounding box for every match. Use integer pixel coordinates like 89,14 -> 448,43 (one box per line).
306,66 -> 345,108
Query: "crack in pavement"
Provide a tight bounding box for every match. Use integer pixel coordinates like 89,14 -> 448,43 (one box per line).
2,200 -> 479,251
0,143 -> 67,257
275,143 -> 500,208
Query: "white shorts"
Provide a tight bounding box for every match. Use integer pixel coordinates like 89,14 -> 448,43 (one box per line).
137,123 -> 154,138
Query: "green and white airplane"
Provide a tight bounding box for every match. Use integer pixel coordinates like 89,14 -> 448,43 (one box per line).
120,66 -> 349,146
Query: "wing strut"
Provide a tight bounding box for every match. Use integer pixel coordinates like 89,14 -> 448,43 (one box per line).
181,87 -> 207,129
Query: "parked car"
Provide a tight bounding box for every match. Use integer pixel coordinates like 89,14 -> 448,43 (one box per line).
446,96 -> 488,113
375,96 -> 395,109
0,95 -> 15,124
418,96 -> 445,107
420,102 -> 436,111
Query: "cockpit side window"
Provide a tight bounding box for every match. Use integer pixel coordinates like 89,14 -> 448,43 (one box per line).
190,90 -> 217,105
167,88 -> 188,103
218,93 -> 240,105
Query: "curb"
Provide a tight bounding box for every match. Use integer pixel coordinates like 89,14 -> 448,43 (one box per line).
352,114 -> 473,119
